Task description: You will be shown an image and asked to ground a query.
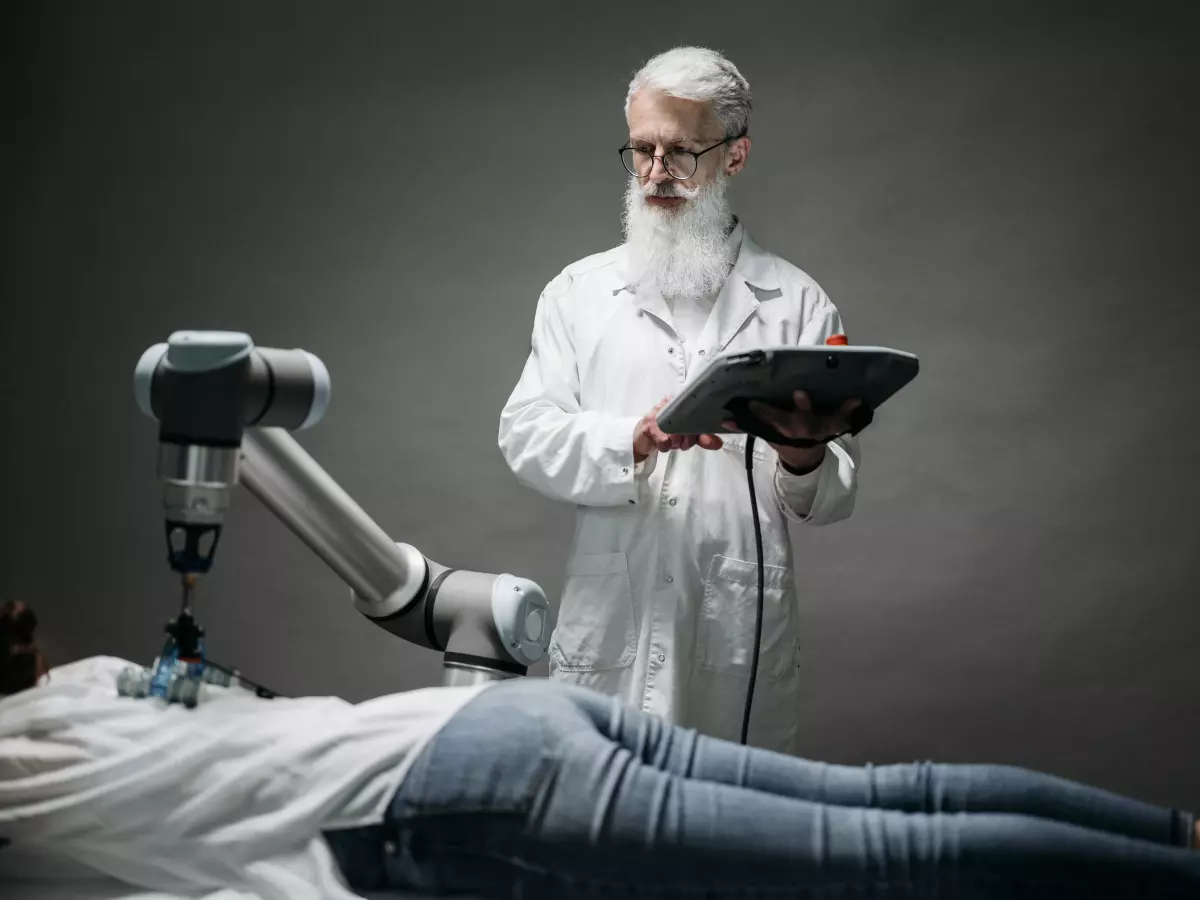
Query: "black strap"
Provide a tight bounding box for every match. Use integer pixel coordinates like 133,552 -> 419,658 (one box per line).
443,651 -> 527,677
423,568 -> 457,653
247,353 -> 277,427
724,398 -> 875,448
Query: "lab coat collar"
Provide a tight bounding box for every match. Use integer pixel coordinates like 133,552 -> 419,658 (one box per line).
711,226 -> 781,351
614,218 -> 781,351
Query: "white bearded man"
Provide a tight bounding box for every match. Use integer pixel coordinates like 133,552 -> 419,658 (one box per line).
498,46 -> 862,753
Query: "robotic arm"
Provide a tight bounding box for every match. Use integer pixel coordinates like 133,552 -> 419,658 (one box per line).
128,330 -> 551,702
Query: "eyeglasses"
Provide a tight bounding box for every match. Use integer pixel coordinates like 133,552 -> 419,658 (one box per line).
618,131 -> 745,180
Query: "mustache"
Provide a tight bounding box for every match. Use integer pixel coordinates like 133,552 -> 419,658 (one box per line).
642,181 -> 699,200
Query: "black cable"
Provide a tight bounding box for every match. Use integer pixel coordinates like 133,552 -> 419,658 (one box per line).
205,659 -> 283,699
740,435 -> 765,746
731,394 -> 875,746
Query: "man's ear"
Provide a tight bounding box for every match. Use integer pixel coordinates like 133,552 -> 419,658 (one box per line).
725,136 -> 751,176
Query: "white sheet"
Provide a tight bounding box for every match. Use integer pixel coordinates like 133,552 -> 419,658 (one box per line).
1,656 -> 488,900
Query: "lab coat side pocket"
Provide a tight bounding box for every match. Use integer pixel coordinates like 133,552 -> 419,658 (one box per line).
695,554 -> 794,682
550,551 -> 637,673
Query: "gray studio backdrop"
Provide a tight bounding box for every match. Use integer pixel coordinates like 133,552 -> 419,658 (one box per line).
3,2 -> 1198,810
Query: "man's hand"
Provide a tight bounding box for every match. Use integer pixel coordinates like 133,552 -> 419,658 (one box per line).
721,390 -> 862,475
633,397 -> 724,463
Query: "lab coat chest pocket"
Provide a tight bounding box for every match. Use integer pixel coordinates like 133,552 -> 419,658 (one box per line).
551,552 -> 637,672
695,554 -> 796,681
720,433 -> 767,463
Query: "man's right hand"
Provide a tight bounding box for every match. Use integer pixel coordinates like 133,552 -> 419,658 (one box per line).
633,397 -> 724,463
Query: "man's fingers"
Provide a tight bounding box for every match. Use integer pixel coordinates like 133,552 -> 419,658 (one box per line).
749,400 -> 805,437
656,433 -> 720,452
747,400 -> 784,429
647,407 -> 723,453
721,419 -> 744,433
792,390 -> 813,413
816,398 -> 864,437
648,422 -> 678,452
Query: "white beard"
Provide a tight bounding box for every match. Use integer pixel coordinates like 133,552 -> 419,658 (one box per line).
621,172 -> 734,303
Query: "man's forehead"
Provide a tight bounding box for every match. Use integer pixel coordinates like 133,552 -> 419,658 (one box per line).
627,129 -> 702,146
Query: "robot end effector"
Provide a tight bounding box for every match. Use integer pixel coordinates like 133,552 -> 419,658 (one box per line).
133,331 -> 552,685
133,331 -> 331,577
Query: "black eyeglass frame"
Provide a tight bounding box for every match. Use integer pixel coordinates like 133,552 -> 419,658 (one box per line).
618,130 -> 747,180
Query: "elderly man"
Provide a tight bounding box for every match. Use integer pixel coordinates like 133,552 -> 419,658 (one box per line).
498,46 -> 860,753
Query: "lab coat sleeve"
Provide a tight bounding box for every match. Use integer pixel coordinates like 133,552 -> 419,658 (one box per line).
498,274 -> 643,507
774,298 -> 861,526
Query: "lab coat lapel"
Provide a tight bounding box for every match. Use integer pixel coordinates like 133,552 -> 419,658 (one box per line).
613,245 -> 673,325
711,230 -> 781,352
632,285 -> 673,325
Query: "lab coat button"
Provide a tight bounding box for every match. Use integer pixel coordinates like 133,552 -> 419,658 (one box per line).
668,347 -> 675,355
664,575 -> 673,584
658,653 -> 666,662
668,498 -> 677,506
699,349 -> 706,356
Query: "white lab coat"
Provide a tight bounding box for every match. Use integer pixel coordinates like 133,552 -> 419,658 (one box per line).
498,223 -> 859,753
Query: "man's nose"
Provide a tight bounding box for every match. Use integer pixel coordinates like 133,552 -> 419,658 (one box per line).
647,156 -> 671,184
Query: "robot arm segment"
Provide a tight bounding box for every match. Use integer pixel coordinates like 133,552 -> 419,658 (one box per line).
239,428 -> 550,681
134,331 -> 551,686
238,427 -> 429,619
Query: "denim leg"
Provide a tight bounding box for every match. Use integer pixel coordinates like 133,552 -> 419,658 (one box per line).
572,686 -> 1195,849
522,746 -> 1200,898
332,680 -> 1200,898
325,681 -> 557,895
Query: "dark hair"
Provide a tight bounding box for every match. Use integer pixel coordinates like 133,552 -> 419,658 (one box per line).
0,601 -> 48,694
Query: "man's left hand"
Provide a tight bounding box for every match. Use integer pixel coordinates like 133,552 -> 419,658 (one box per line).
721,390 -> 863,475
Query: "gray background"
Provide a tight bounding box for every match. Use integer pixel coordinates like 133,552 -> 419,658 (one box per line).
3,1 -> 1199,810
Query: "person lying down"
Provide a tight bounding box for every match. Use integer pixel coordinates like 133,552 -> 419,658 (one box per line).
2,600 -> 1198,900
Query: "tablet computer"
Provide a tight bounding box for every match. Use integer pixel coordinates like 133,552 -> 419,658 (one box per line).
656,345 -> 919,436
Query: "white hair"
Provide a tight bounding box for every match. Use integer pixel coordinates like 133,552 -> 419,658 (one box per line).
624,46 -> 752,138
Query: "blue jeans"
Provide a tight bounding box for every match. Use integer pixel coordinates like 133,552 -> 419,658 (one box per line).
325,678 -> 1199,898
